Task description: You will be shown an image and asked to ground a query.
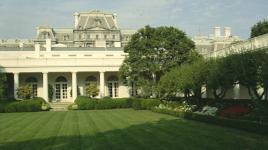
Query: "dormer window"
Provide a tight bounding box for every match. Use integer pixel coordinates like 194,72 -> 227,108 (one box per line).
63,35 -> 69,41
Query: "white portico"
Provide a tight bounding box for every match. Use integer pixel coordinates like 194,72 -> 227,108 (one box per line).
0,10 -> 137,102
0,42 -> 133,102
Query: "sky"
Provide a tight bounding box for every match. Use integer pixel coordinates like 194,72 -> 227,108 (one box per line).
0,0 -> 267,39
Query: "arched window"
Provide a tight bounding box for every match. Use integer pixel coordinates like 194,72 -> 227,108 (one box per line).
55,76 -> 67,82
85,76 -> 97,86
107,75 -> 118,81
25,77 -> 38,97
107,75 -> 119,97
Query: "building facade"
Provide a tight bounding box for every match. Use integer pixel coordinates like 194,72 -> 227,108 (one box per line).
0,10 -> 136,102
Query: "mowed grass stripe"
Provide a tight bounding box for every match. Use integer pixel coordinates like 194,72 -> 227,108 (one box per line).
47,111 -> 68,150
20,112 -> 65,150
0,112 -> 44,142
86,110 -> 118,150
95,110 -> 148,150
0,113 -> 35,133
77,110 -> 105,150
0,112 -> 54,150
110,109 -> 185,150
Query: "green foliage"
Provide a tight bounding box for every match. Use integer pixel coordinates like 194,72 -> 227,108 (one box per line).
132,99 -> 161,110
17,84 -> 32,99
74,96 -> 132,110
48,84 -> 54,102
158,59 -> 207,100
85,83 -> 99,98
3,97 -> 46,113
206,58 -> 235,99
251,19 -> 268,38
120,25 -> 197,97
0,73 -> 7,99
225,50 -> 268,100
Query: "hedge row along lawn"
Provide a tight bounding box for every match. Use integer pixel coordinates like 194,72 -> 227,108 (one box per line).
0,109 -> 267,150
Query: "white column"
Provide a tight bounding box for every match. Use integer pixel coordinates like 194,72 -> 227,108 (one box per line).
72,72 -> 77,101
99,71 -> 105,97
13,72 -> 19,99
233,83 -> 240,99
43,72 -> 48,102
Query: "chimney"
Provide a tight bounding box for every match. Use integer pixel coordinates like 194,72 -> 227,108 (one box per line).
113,13 -> 118,28
214,27 -> 221,37
35,43 -> 40,56
224,27 -> 231,37
74,12 -> 79,29
46,39 -> 51,51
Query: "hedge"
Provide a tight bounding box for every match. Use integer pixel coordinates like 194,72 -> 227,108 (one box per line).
132,99 -> 161,110
74,96 -> 161,110
0,97 -> 49,113
74,96 -> 132,110
152,108 -> 268,136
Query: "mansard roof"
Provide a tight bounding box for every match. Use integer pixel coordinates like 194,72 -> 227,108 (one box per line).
76,10 -> 118,30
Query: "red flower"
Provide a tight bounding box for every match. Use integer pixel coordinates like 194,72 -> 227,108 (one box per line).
219,105 -> 251,118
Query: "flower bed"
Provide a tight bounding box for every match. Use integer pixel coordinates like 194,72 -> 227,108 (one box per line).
219,105 -> 251,118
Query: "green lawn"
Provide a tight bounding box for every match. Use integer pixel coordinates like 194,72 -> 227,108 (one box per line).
0,109 -> 267,150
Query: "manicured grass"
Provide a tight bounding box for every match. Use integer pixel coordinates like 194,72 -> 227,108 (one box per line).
0,109 -> 267,150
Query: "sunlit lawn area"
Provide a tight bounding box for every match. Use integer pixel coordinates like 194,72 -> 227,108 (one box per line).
0,109 -> 267,150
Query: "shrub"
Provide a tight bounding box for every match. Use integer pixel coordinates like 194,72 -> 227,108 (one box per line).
85,83 -> 99,98
3,97 -> 46,113
132,99 -> 161,110
17,84 -> 32,99
74,96 -> 132,110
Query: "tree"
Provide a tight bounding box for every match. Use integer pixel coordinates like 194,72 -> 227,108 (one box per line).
17,84 -> 32,99
227,49 -> 268,101
158,59 -> 207,100
206,58 -> 235,100
85,84 -> 99,98
48,84 -> 54,102
120,25 -> 196,97
250,19 -> 268,38
0,73 -> 7,99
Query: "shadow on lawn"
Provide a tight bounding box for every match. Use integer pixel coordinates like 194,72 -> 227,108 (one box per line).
0,118 -> 267,150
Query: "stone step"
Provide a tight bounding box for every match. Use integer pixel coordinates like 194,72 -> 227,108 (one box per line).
49,102 -> 72,111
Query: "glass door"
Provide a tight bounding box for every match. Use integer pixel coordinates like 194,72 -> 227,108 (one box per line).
55,83 -> 61,101
107,82 -> 119,98
55,83 -> 68,101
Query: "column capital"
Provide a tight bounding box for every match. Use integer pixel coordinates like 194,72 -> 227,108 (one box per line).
13,72 -> 20,75
42,72 -> 48,74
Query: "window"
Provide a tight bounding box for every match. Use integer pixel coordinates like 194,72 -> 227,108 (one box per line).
104,35 -> 107,39
64,35 -> 69,41
79,34 -> 82,40
85,76 -> 97,86
107,75 -> 119,97
87,34 -> 91,39
96,35 -> 99,39
112,35 -> 116,39
25,77 -> 38,97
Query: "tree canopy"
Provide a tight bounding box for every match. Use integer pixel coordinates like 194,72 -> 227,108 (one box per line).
119,25 -> 198,97
250,19 -> 268,38
0,73 -> 7,99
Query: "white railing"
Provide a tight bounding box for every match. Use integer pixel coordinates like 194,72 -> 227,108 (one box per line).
204,33 -> 268,58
